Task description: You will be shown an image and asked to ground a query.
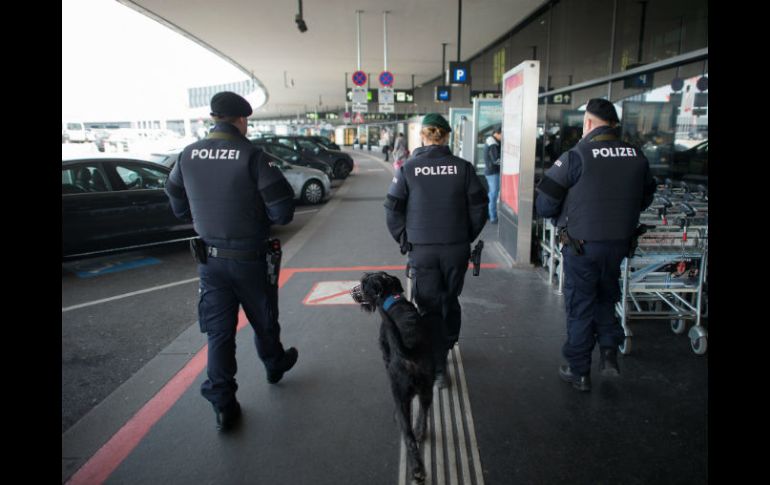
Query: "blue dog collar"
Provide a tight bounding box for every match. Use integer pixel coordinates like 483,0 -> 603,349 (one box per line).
383,293 -> 404,311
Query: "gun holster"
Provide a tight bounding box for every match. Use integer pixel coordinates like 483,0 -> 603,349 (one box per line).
558,228 -> 584,255
266,238 -> 282,286
190,238 -> 207,264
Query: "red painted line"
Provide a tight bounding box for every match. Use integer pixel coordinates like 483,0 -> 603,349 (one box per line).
305,288 -> 354,305
66,261 -> 501,484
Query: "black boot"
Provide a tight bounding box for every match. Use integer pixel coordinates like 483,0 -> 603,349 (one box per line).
214,401 -> 242,432
559,365 -> 591,392
599,347 -> 620,377
267,347 -> 299,384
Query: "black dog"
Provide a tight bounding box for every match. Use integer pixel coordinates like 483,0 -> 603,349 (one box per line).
351,271 -> 434,483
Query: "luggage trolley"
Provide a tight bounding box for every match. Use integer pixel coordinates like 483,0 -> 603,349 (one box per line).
615,220 -> 708,356
540,219 -> 565,294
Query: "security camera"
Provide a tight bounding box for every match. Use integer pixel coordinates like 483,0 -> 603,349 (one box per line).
295,14 -> 308,33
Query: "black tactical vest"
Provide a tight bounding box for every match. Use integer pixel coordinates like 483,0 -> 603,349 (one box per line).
558,134 -> 648,241
402,145 -> 471,244
178,129 -> 269,243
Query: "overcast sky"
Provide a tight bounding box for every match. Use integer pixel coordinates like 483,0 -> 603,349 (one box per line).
62,0 -> 251,121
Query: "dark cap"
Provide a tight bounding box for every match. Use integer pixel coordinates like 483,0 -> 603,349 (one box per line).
492,125 -> 502,135
585,98 -> 619,123
210,91 -> 253,118
421,113 -> 452,132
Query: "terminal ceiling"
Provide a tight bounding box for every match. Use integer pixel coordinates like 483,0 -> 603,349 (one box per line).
119,0 -> 545,119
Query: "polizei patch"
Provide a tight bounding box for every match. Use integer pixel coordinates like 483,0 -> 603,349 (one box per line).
190,148 -> 241,160
591,147 -> 637,158
414,165 -> 458,176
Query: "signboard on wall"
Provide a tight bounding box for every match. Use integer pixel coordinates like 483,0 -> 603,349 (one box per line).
499,60 -> 540,264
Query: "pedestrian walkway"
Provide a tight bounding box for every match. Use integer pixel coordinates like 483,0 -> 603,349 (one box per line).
62,148 -> 707,485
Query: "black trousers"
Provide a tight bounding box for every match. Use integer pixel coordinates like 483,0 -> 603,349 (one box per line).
561,240 -> 628,376
408,243 -> 470,371
197,256 -> 285,410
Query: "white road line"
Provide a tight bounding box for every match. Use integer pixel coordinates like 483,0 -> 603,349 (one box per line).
442,384 -> 459,485
396,345 -> 484,485
424,399 -> 433,485
449,349 -> 473,485
434,387 -> 445,485
62,277 -> 199,313
294,209 -> 319,215
455,347 -> 485,485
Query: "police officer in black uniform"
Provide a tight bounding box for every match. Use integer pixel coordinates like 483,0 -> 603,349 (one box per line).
385,113 -> 488,388
535,98 -> 656,392
165,92 -> 299,430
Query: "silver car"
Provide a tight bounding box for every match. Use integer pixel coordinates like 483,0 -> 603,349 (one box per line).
264,152 -> 331,204
149,149 -> 331,205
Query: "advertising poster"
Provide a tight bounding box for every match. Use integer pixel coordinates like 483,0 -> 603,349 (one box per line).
499,60 -> 539,264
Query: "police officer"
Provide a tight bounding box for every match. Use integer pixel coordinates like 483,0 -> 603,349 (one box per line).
165,92 -> 299,430
535,98 -> 656,392
385,113 -> 488,388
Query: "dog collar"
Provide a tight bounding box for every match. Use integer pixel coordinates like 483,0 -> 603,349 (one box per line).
383,293 -> 404,311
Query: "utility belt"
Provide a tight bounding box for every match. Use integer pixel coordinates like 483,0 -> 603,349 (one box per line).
190,238 -> 268,262
558,227 -> 584,255
190,238 -> 283,285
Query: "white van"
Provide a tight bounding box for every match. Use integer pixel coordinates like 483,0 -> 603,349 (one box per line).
63,122 -> 87,143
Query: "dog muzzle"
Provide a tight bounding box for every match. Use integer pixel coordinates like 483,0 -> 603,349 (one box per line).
350,284 -> 367,305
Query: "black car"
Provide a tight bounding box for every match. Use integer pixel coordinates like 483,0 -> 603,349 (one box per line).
260,136 -> 354,179
307,135 -> 340,151
62,156 -> 196,259
249,140 -> 334,178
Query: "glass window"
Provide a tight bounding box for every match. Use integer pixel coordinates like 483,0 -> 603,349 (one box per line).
548,0 -> 614,89
62,164 -> 110,194
611,61 -> 707,185
268,144 -> 300,163
114,163 -> 168,190
613,0 -> 708,73
276,138 -> 295,149
296,139 -> 320,152
505,10 -> 549,90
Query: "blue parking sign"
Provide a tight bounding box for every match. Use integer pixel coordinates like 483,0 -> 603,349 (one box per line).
449,62 -> 470,85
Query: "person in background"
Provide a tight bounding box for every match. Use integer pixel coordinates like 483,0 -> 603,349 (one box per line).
483,126 -> 502,224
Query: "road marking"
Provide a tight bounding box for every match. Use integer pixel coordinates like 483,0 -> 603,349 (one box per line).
302,281 -> 358,305
398,346 -> 484,485
294,209 -> 319,215
62,277 -> 200,313
70,257 -> 162,279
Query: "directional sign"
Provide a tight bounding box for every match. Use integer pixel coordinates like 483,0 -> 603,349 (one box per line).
352,70 -> 368,86
449,62 -> 471,85
379,71 -> 394,87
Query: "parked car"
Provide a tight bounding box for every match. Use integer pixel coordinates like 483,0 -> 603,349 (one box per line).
259,135 -> 354,179
672,139 -> 707,183
62,155 -> 196,259
307,135 -> 340,151
250,141 -> 334,178
152,149 -> 331,205
262,152 -> 331,205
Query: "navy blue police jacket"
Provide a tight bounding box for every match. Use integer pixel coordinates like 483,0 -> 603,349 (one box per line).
535,125 -> 656,241
385,144 -> 488,245
164,122 -> 295,249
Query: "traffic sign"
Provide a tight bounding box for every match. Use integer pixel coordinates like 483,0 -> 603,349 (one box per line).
352,70 -> 368,86
379,71 -> 394,87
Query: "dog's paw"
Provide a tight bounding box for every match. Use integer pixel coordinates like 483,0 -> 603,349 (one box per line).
411,466 -> 426,484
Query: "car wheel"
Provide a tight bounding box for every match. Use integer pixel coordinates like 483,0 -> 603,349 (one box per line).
301,179 -> 325,204
333,160 -> 351,179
